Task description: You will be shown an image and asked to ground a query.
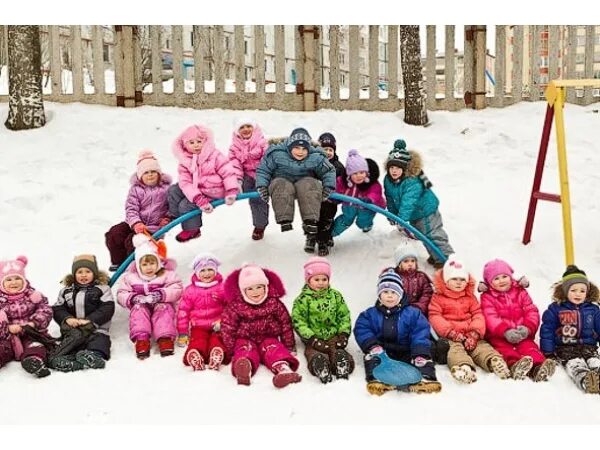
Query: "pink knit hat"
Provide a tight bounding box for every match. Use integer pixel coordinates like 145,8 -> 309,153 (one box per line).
238,264 -> 269,291
303,257 -> 331,282
136,150 -> 161,179
483,259 -> 514,284
180,125 -> 212,150
0,255 -> 28,292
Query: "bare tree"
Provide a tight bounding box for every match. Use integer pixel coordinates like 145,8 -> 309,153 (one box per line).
399,26 -> 428,126
5,25 -> 46,130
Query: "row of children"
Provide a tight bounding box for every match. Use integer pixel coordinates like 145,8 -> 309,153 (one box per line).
2,237 -> 599,394
105,121 -> 453,270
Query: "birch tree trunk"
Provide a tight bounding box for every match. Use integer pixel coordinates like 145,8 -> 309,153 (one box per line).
5,25 -> 46,130
399,25 -> 428,125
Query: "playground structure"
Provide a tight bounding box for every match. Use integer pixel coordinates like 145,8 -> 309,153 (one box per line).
523,79 -> 600,265
108,192 -> 448,287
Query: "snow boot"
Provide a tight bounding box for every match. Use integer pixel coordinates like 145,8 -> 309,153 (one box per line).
333,349 -> 353,379
451,364 -> 477,384
304,237 -> 316,254
367,381 -> 398,396
489,355 -> 511,380
48,354 -> 85,372
175,229 -> 201,243
135,339 -> 151,359
157,337 -> 175,357
75,350 -> 105,369
21,356 -> 51,378
309,353 -> 332,384
186,349 -> 205,371
233,357 -> 252,386
581,370 -> 600,394
272,361 -> 302,388
302,220 -> 318,237
252,227 -> 265,241
208,347 -> 225,370
510,356 -> 534,380
280,221 -> 293,232
317,241 -> 329,256
531,358 -> 557,382
405,379 -> 442,394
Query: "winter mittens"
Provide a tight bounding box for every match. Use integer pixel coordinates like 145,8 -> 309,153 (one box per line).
504,326 -> 528,344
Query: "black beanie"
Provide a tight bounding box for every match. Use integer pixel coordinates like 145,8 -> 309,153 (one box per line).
318,132 -> 336,151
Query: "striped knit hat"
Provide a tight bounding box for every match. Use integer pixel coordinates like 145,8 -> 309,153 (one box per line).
377,269 -> 404,299
561,265 -> 590,296
288,127 -> 311,151
386,139 -> 412,170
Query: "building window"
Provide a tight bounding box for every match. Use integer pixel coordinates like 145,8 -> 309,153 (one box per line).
540,56 -> 548,68
339,52 -> 346,65
102,44 -> 109,63
190,32 -> 194,47
166,39 -> 170,49
577,36 -> 586,46
244,40 -> 248,55
62,48 -> 70,66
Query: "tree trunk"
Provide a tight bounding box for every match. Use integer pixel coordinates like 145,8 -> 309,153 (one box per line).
399,26 -> 428,126
5,25 -> 46,130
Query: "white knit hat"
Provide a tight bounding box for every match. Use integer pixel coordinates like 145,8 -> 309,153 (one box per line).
394,241 -> 420,267
442,254 -> 469,283
133,234 -> 162,279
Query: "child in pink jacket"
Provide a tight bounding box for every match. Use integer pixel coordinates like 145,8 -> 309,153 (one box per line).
229,118 -> 270,241
480,258 -> 556,382
117,234 -> 183,359
177,252 -> 229,371
105,150 -> 172,271
168,124 -> 240,242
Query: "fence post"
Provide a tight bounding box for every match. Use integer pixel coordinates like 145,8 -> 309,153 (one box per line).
464,25 -> 487,109
114,25 -> 141,107
298,25 -> 318,111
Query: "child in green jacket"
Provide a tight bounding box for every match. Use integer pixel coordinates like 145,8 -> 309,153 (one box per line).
291,257 -> 354,383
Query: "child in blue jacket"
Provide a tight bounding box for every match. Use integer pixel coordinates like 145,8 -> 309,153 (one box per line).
383,139 -> 453,268
354,269 -> 441,395
540,265 -> 600,394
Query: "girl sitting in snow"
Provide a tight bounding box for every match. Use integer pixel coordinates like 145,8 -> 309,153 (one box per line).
228,118 -> 270,241
50,255 -> 115,372
291,256 -> 354,384
428,255 -> 512,384
168,124 -> 240,242
0,256 -> 53,378
540,265 -> 600,394
221,263 -> 302,388
332,149 -> 385,238
479,258 -> 556,382
105,150 -> 172,271
383,139 -> 453,269
177,252 -> 229,371
117,234 -> 183,359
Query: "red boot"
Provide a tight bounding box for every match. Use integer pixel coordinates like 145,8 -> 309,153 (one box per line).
175,229 -> 201,242
233,357 -> 252,385
157,337 -> 175,357
135,339 -> 151,359
251,227 -> 265,241
208,347 -> 225,370
272,361 -> 302,388
186,349 -> 205,370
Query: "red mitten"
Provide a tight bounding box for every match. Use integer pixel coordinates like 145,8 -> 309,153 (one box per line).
448,329 -> 466,343
133,222 -> 146,234
464,331 -> 480,352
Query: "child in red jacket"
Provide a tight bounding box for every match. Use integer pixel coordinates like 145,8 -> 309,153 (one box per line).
480,258 -> 556,382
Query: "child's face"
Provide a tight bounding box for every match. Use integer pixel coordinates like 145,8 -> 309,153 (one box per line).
141,170 -> 160,186
399,257 -> 417,271
308,274 -> 329,291
491,274 -> 512,292
185,138 -> 204,154
388,166 -> 403,180
140,257 -> 159,277
2,275 -> 24,294
567,283 -> 588,304
446,277 -> 467,292
239,124 -> 254,139
350,171 -> 368,184
291,146 -> 308,161
379,289 -> 400,308
322,146 -> 335,160
197,268 -> 216,283
244,284 -> 267,304
75,268 -> 94,285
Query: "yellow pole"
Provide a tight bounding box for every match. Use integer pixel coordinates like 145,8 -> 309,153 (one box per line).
553,86 -> 575,265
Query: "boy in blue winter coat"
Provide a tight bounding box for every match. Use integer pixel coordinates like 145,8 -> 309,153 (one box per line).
540,265 -> 600,394
255,128 -> 336,246
383,139 -> 453,268
354,269 -> 441,395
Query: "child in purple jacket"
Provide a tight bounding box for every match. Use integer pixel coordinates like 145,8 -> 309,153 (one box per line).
332,149 -> 385,237
105,150 -> 172,271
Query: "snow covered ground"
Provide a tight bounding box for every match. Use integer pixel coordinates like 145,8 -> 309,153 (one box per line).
1,100 -> 600,425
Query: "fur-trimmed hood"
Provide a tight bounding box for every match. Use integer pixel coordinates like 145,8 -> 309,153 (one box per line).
223,267 -> 286,302
61,271 -> 110,287
382,149 -> 423,178
551,281 -> 600,303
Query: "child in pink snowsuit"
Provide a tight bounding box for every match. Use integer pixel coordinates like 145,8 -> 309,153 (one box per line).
221,264 -> 302,388
0,256 -> 53,378
117,234 -> 183,359
480,258 -> 556,382
228,117 -> 270,240
177,252 -> 229,371
168,124 -> 240,242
